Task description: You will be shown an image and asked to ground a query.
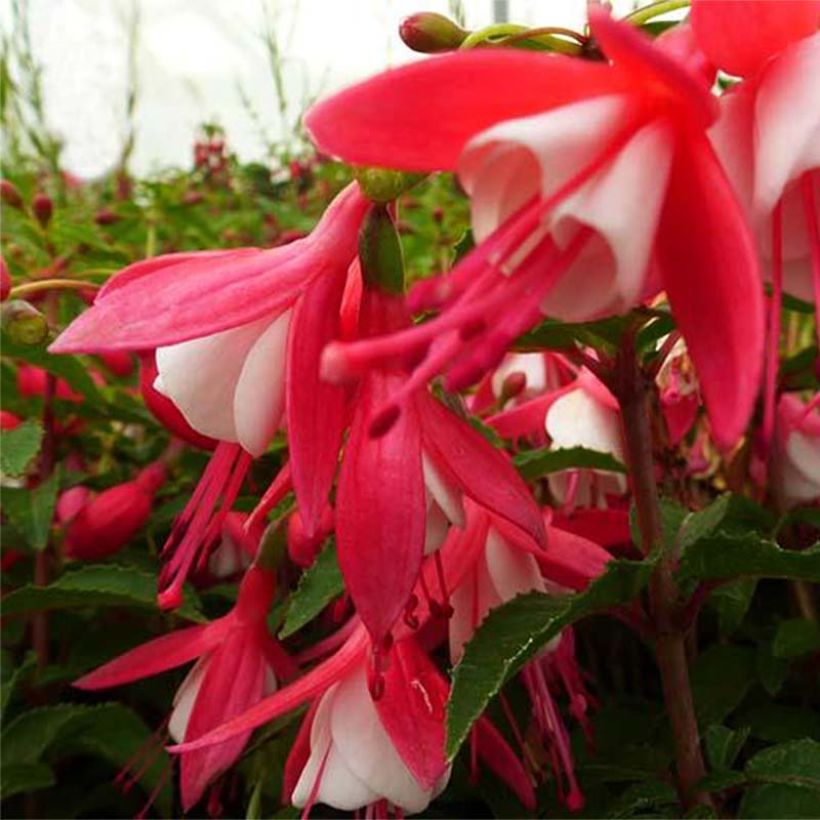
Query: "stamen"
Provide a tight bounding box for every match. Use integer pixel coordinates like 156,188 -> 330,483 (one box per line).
800,171 -> 820,350
762,200 -> 784,459
403,593 -> 420,630
433,552 -> 453,619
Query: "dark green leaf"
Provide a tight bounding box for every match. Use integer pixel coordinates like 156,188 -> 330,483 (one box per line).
772,618 -> 820,658
708,578 -> 757,636
755,640 -> 790,697
612,780 -> 678,818
705,724 -> 750,771
0,762 -> 55,800
691,645 -> 755,728
738,705 -> 820,744
0,652 -> 36,720
678,533 -> 820,584
1,564 -> 204,621
0,419 -> 43,476
698,770 -> 747,794
2,469 -> 60,551
279,543 -> 343,638
447,557 -> 654,757
514,445 -> 626,480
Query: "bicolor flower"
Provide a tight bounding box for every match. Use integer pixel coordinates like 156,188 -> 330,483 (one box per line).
771,392 -> 820,508
693,0 -> 819,459
74,565 -> 296,811
336,283 -> 545,645
310,8 -> 764,450
57,462 -> 166,561
52,184 -> 370,606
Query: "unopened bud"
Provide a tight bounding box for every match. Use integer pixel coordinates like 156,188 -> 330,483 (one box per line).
94,207 -> 118,226
358,205 -> 405,294
1,257 -> 10,302
354,167 -> 424,203
32,192 -> 53,227
2,299 -> 49,346
400,12 -> 468,53
0,180 -> 24,209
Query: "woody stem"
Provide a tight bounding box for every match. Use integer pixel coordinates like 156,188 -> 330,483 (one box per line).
614,332 -> 712,812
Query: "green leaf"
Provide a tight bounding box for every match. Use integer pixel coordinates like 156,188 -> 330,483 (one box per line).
513,445 -> 626,480
517,315 -> 629,352
1,564 -> 204,621
708,578 -> 757,636
1,469 -> 60,551
772,618 -> 820,658
678,533 -> 820,584
612,780 -> 678,818
0,419 -> 43,476
740,739 -> 820,819
691,645 -> 755,728
279,543 -> 343,638
0,652 -> 36,720
446,557 -> 654,757
0,762 -> 55,800
698,770 -> 747,794
739,704 -> 820,744
705,724 -> 750,771
1,331 -> 105,405
755,640 -> 791,697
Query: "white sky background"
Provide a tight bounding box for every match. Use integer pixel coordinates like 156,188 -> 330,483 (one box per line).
2,0 -> 637,178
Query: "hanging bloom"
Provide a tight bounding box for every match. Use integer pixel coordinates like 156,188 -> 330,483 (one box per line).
52,184 -> 370,606
57,463 -> 166,561
74,565 -> 296,811
311,9 -> 764,450
771,393 -> 820,508
336,282 -> 545,645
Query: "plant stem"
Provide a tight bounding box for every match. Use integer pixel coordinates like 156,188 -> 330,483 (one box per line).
614,333 -> 712,811
624,0 -> 690,27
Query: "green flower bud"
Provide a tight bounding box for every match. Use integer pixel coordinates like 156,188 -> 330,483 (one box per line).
399,12 -> 469,53
354,167 -> 425,204
2,299 -> 49,346
358,205 -> 405,295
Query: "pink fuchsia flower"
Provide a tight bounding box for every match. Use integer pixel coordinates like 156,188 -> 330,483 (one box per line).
336,284 -> 545,645
655,337 -> 700,446
206,511 -> 262,579
57,463 -> 166,561
772,392 -> 820,508
75,565 -> 296,811
309,9 -> 764,451
52,184 -> 369,606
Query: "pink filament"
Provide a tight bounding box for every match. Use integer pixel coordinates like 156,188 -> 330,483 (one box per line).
762,201 -> 784,459
800,171 -> 820,350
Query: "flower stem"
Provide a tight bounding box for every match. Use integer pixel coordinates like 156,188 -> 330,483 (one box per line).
614,332 -> 712,811
9,278 -> 99,300
624,0 -> 690,27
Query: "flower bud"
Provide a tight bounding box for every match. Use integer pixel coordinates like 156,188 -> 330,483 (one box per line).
32,192 -> 53,227
399,12 -> 468,53
1,256 -> 10,301
0,410 -> 22,430
94,207 -> 119,226
0,180 -> 24,209
2,299 -> 49,346
358,205 -> 405,294
354,167 -> 424,203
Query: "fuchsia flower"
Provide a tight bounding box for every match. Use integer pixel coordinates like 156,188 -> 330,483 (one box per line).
52,184 -> 370,606
309,8 -> 764,451
171,533 -> 534,816
772,392 -> 820,508
207,511 -> 261,579
75,565 -> 297,811
57,462 -> 166,561
336,282 -> 545,644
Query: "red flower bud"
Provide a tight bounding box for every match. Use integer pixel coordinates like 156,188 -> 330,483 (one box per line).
94,207 -> 118,226
98,350 -> 134,377
0,180 -> 24,209
32,192 -> 53,227
399,12 -> 468,53
1,256 -> 11,301
0,410 -> 22,430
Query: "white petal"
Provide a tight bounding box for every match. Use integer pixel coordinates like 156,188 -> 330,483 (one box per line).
424,499 -> 450,556
754,32 -> 820,221
484,527 -> 544,602
422,454 -> 465,528
459,94 -> 632,243
330,664 -> 436,814
168,657 -> 209,743
545,388 -> 624,458
448,565 -> 478,665
155,317 -> 274,443
785,429 -> 820,496
543,120 -> 675,320
233,310 -> 291,457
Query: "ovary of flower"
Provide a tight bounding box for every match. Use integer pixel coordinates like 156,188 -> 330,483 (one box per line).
154,310 -> 292,457
291,663 -> 451,814
545,387 -> 627,508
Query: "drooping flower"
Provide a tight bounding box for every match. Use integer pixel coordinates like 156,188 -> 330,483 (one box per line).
771,392 -> 820,508
692,0 -> 820,451
52,184 -> 370,606
75,565 -> 296,811
207,511 -> 261,579
57,462 -> 166,561
336,281 -> 545,645
310,9 -> 764,450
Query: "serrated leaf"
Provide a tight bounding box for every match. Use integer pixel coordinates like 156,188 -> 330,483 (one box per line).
1,564 -> 204,621
446,557 -> 654,757
0,762 -> 55,800
678,533 -> 820,584
279,543 -> 343,638
612,780 -> 678,818
772,618 -> 820,658
691,645 -> 755,728
514,445 -> 626,480
0,419 -> 43,476
705,724 -> 750,771
0,652 -> 36,720
1,470 -> 60,551
755,641 -> 790,697
739,739 -> 820,819
708,578 -> 757,636
698,770 -> 747,793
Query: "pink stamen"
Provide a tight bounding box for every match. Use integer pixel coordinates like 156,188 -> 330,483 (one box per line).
135,765 -> 172,820
762,200 -> 784,459
800,171 -> 820,350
